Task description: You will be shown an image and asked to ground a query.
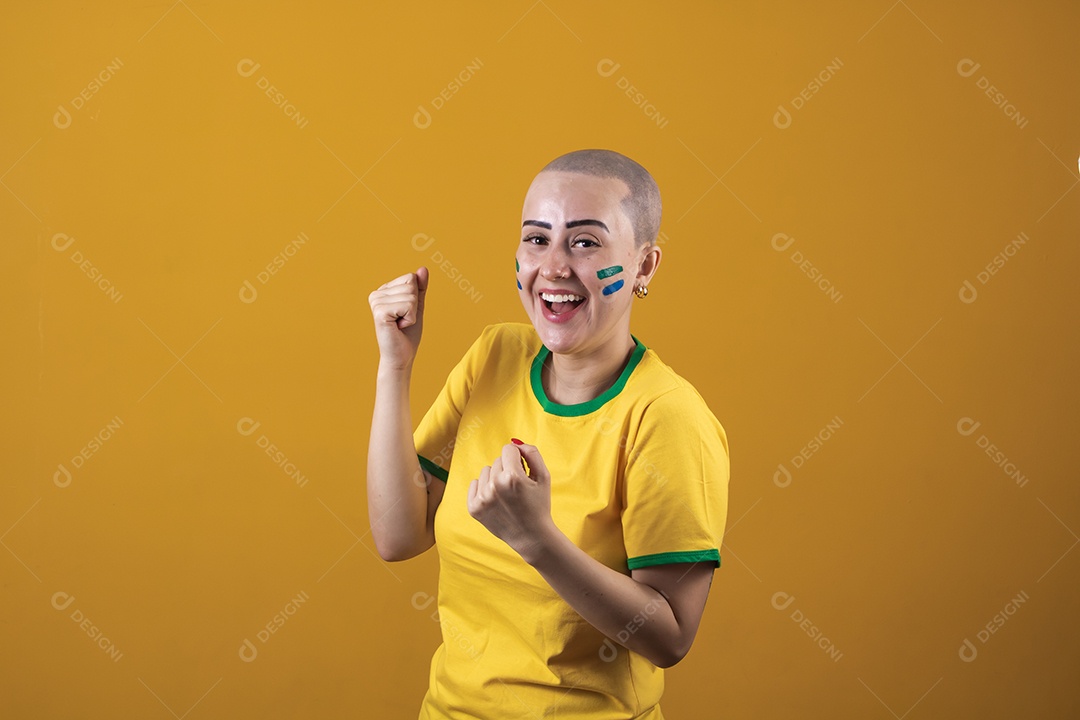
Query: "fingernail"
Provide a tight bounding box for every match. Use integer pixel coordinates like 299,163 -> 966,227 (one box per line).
510,438 -> 524,446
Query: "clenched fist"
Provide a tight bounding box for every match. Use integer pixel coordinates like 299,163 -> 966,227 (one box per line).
368,266 -> 429,370
468,441 -> 556,561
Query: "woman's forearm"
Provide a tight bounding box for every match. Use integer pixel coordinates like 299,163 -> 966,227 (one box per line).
366,363 -> 431,561
521,525 -> 688,668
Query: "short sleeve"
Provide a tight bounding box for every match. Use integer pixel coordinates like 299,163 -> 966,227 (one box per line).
413,326 -> 494,482
622,386 -> 730,570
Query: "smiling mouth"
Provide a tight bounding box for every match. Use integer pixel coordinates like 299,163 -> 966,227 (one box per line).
540,291 -> 586,315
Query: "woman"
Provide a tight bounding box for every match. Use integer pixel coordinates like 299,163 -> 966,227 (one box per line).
367,149 -> 730,719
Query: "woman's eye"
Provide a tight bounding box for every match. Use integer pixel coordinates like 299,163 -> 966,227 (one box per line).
523,235 -> 547,245
573,237 -> 599,248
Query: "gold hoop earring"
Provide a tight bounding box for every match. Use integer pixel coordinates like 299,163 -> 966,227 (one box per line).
634,285 -> 648,299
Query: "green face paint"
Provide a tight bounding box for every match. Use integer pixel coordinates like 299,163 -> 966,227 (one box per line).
516,259 -> 520,271
596,265 -> 623,279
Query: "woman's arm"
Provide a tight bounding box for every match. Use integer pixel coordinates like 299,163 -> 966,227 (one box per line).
527,525 -> 714,668
367,366 -> 445,561
366,267 -> 444,561
468,442 -> 714,667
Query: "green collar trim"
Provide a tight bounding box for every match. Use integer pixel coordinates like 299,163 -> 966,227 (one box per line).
530,336 -> 647,417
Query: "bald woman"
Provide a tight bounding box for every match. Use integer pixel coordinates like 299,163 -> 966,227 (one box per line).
367,149 -> 730,719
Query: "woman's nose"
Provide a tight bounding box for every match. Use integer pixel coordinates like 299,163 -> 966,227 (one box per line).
539,247 -> 571,280
540,260 -> 570,280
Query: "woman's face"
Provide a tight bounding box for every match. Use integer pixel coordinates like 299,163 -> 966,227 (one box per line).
516,171 -> 649,356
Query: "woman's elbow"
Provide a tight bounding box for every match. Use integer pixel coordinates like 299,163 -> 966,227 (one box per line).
373,534 -> 431,562
649,634 -> 695,669
650,649 -> 683,669
375,543 -> 411,562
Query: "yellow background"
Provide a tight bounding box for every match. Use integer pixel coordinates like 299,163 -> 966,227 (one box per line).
3,1 -> 1077,717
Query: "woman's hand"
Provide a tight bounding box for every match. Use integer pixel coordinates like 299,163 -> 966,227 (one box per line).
468,441 -> 555,560
368,267 -> 428,371
468,440 -> 714,668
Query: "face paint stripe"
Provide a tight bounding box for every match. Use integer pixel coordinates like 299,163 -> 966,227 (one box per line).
602,279 -> 625,296
596,265 -> 623,279
517,280 -> 522,289
516,259 -> 520,271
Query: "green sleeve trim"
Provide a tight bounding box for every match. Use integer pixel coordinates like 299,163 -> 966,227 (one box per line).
627,549 -> 721,570
530,335 -> 647,417
417,455 -> 448,483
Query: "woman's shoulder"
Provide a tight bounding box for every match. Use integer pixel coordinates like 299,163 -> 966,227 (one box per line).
473,322 -> 540,352
631,348 -> 728,450
459,322 -> 541,365
632,345 -> 720,416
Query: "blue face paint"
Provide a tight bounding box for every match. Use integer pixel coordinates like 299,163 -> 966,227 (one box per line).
516,258 -> 521,289
517,280 -> 522,289
596,265 -> 623,279
602,279 -> 625,296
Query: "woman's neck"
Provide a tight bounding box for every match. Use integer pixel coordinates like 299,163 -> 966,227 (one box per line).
542,333 -> 637,406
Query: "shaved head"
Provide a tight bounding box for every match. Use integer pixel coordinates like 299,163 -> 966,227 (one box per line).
539,149 -> 662,247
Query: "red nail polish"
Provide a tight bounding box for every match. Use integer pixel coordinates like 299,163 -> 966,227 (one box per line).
510,438 -> 524,446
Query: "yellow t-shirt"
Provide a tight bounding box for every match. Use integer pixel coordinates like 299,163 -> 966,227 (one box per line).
414,322 -> 730,720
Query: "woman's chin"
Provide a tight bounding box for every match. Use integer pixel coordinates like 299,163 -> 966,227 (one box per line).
533,323 -> 586,354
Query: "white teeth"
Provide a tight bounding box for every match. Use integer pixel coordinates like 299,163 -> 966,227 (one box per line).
540,292 -> 584,303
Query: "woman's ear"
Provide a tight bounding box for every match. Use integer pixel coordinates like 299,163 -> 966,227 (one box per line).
635,243 -> 662,289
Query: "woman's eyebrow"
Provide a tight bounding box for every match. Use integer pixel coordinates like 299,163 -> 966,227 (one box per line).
565,219 -> 608,231
521,219 -> 609,232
